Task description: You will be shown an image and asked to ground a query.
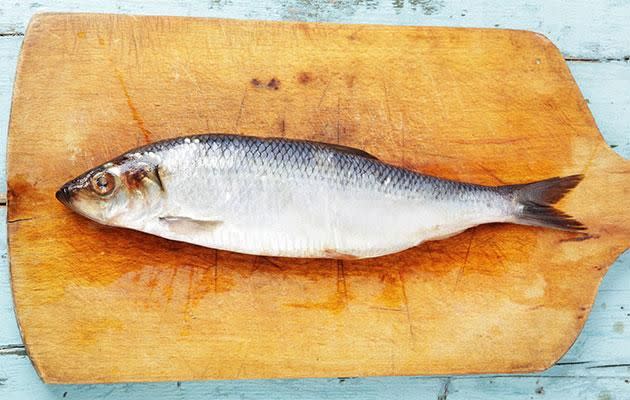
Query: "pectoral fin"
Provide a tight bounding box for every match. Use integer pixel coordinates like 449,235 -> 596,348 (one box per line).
159,216 -> 223,235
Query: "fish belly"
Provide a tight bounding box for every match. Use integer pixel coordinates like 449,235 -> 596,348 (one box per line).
154,173 -> 477,259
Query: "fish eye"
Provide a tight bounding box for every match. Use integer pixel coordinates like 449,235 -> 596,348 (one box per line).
91,172 -> 116,196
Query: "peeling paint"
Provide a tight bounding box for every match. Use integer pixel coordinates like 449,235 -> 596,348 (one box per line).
613,321 -> 624,334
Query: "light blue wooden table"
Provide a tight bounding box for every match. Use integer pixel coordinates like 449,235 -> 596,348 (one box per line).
0,1 -> 628,399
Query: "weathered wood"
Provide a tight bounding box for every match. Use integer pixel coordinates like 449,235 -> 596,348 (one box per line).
0,208 -> 22,347
567,62 -> 630,157
2,1 -> 630,59
0,37 -> 21,197
0,37 -> 20,346
0,3 -> 629,400
6,14 -> 630,383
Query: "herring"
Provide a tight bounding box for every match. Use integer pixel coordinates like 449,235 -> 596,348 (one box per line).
56,134 -> 585,259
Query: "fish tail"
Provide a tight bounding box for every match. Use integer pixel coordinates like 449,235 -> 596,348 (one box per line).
503,174 -> 586,232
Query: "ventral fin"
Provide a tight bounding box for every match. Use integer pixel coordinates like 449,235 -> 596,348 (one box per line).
323,249 -> 360,260
159,216 -> 223,235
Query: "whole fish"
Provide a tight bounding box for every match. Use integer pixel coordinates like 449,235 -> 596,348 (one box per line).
56,134 -> 585,259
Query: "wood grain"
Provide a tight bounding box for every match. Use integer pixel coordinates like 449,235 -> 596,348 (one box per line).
7,13 -> 630,383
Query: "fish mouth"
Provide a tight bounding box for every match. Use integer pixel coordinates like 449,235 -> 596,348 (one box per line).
55,186 -> 72,206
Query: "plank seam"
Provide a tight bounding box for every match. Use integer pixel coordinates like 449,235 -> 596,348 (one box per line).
0,31 -> 23,37
566,57 -> 630,63
0,344 -> 26,356
586,363 -> 630,370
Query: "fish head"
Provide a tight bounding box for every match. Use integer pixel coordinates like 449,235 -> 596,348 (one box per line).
56,155 -> 165,227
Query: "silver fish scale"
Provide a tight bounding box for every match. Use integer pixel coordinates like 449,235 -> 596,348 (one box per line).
137,134 -> 499,203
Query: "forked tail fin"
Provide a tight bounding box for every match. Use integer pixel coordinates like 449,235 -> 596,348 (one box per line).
503,174 -> 586,232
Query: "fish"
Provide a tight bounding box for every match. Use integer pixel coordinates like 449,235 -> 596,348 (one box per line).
56,134 -> 585,259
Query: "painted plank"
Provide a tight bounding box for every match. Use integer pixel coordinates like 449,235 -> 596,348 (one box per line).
0,207 -> 21,345
7,14 -> 630,382
1,1 -> 630,59
0,3 -> 627,399
554,253 -> 630,370
0,37 -> 21,197
568,61 -> 630,158
1,354 -> 629,400
0,11 -> 628,398
0,37 -> 20,345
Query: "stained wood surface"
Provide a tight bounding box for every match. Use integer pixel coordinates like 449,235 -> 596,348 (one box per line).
6,13 -> 630,384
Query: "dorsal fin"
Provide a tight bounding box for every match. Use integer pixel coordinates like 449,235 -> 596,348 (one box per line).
315,141 -> 379,160
259,135 -> 380,160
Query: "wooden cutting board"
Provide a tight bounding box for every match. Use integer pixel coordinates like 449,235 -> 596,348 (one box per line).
7,13 -> 629,384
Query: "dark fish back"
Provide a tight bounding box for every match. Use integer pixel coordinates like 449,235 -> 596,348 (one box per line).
131,133 -> 493,201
